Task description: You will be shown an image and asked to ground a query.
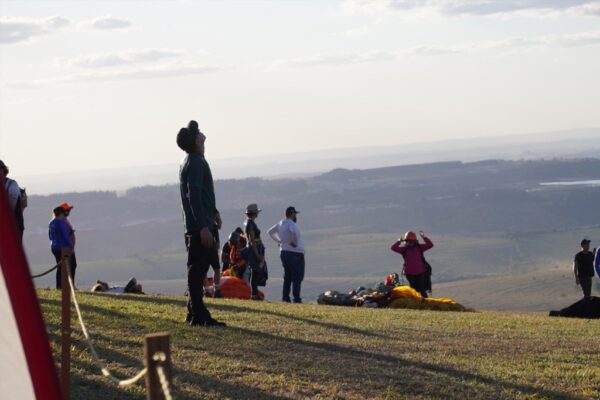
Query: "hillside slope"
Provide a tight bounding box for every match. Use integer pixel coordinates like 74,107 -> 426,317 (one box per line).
39,290 -> 600,399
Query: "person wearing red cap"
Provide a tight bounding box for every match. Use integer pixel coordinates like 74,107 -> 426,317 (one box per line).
59,202 -> 77,288
391,231 -> 434,298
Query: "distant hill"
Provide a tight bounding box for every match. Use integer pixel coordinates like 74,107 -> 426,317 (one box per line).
28,158 -> 600,307
20,128 -> 600,194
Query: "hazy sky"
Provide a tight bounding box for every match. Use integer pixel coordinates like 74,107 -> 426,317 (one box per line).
1,0 -> 600,176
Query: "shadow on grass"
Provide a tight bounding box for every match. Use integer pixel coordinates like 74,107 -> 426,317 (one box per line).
175,368 -> 291,400
226,325 -> 586,400
211,302 -> 389,339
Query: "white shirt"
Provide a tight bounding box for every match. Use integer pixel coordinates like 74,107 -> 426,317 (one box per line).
4,178 -> 21,211
268,218 -> 305,254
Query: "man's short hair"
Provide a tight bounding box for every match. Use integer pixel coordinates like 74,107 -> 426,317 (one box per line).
176,127 -> 197,153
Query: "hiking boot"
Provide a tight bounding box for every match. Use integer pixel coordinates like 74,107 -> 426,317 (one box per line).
282,298 -> 292,303
293,299 -> 303,304
204,318 -> 226,327
251,295 -> 263,301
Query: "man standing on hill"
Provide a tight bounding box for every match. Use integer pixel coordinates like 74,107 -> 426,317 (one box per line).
268,206 -> 305,303
177,121 -> 225,327
574,239 -> 595,299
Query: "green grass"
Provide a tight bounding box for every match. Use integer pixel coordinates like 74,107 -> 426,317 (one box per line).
39,289 -> 600,399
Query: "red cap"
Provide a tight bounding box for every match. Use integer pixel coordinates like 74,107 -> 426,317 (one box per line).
60,202 -> 74,210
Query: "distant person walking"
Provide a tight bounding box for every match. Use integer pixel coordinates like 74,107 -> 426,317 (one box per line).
1,160 -> 27,240
391,231 -> 434,298
268,206 -> 305,303
177,121 -> 225,327
60,202 -> 78,288
244,204 -> 268,300
49,207 -> 74,289
574,239 -> 595,299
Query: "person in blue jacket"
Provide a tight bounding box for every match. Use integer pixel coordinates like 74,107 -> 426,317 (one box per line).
49,206 -> 74,289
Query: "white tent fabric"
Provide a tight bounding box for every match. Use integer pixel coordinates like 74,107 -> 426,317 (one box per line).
0,270 -> 36,399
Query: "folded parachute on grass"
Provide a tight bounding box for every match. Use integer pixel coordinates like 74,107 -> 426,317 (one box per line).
318,281 -> 469,312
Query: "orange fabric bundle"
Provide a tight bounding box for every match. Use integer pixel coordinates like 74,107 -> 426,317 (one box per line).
218,277 -> 264,300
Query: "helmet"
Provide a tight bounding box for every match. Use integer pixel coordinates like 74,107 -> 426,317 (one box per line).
403,231 -> 417,241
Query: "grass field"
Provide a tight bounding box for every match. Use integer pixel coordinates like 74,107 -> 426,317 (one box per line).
39,289 -> 600,399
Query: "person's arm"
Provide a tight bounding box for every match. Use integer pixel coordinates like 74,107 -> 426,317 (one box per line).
188,158 -> 213,247
595,248 -> 600,278
187,158 -> 208,230
6,180 -> 20,211
574,255 -> 580,285
289,223 -> 298,248
391,240 -> 405,254
60,220 -> 73,249
267,223 -> 281,244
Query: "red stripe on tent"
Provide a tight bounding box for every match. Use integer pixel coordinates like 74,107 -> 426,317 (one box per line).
0,178 -> 62,400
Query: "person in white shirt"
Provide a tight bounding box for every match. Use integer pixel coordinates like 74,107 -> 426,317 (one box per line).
1,160 -> 25,239
267,206 -> 305,303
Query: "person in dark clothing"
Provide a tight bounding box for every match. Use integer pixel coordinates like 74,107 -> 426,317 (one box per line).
574,239 -> 595,299
244,203 -> 267,300
1,160 -> 26,240
177,122 -> 225,327
49,207 -> 74,289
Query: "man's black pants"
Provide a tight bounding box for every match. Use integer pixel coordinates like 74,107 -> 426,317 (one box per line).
406,273 -> 428,298
53,249 -> 77,289
185,233 -> 213,323
580,276 -> 593,299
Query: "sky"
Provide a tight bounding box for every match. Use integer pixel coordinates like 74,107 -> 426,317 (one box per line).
1,0 -> 600,177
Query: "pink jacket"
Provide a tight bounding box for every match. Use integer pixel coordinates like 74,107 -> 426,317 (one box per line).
391,237 -> 433,275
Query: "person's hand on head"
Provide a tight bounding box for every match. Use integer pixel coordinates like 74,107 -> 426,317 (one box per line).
419,230 -> 425,238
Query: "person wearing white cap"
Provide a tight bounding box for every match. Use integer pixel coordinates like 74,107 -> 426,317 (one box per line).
244,203 -> 268,299
268,206 -> 305,303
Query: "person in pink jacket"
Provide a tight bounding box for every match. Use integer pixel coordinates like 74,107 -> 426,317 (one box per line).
391,231 -> 434,298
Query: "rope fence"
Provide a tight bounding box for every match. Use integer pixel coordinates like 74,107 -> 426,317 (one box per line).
66,270 -> 150,388
30,254 -> 174,398
31,263 -> 59,279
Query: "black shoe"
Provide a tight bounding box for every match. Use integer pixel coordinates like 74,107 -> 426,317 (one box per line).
293,299 -> 303,304
282,298 -> 291,303
204,318 -> 226,327
189,317 -> 208,327
251,295 -> 263,301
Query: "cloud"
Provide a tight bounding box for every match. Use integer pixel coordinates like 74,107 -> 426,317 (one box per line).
3,64 -> 228,88
79,16 -> 132,30
271,29 -> 600,69
0,16 -> 70,44
341,0 -> 600,18
59,49 -> 185,68
271,50 -> 397,69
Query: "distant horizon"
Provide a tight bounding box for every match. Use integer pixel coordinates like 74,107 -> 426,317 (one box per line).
16,126 -> 600,180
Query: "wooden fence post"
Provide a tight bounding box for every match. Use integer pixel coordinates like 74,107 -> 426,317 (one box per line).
145,333 -> 172,400
60,248 -> 72,400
